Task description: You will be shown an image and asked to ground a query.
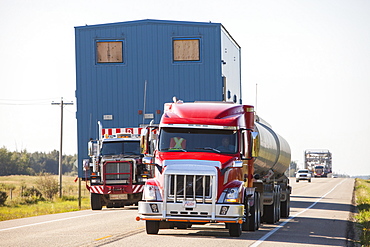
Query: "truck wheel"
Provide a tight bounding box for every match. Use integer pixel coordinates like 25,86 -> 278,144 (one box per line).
91,193 -> 102,210
263,191 -> 279,224
256,193 -> 261,229
263,203 -> 275,224
146,221 -> 160,234
280,193 -> 290,218
244,192 -> 260,231
275,190 -> 281,222
228,223 -> 242,237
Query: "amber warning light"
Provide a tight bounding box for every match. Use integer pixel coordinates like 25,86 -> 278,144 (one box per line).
117,134 -> 131,138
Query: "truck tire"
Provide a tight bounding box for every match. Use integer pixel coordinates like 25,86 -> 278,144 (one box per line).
146,221 -> 160,234
244,192 -> 261,231
263,189 -> 280,224
275,190 -> 281,222
91,193 -> 102,210
263,202 -> 275,224
280,192 -> 290,218
228,223 -> 242,237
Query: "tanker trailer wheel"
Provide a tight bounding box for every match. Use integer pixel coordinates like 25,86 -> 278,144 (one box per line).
146,221 -> 160,234
228,222 -> 242,237
275,188 -> 281,222
263,194 -> 277,224
91,193 -> 102,210
280,192 -> 290,218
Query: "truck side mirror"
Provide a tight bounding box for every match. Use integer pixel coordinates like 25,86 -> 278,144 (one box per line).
240,130 -> 259,159
140,127 -> 158,156
250,132 -> 259,158
140,128 -> 150,155
88,140 -> 99,157
240,130 -> 248,159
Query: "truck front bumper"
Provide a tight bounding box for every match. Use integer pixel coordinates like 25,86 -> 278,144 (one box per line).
137,201 -> 244,223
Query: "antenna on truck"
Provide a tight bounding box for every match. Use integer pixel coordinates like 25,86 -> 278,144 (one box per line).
255,83 -> 258,113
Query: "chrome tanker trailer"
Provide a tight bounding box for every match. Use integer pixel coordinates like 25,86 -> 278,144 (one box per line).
253,117 -> 291,223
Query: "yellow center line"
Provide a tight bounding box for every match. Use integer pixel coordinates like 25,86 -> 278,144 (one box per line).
95,235 -> 112,241
94,227 -> 144,241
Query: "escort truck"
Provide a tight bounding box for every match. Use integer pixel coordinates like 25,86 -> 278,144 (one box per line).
85,123 -> 151,210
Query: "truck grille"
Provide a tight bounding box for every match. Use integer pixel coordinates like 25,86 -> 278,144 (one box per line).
105,162 -> 131,184
167,175 -> 213,203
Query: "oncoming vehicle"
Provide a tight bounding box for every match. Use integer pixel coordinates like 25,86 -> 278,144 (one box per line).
137,101 -> 292,237
314,165 -> 325,177
296,169 -> 312,182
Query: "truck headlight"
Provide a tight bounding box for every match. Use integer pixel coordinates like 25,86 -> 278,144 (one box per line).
143,184 -> 161,201
224,187 -> 240,203
91,177 -> 101,184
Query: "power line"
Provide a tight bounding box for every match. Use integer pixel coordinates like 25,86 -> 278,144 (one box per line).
0,101 -> 50,105
0,98 -> 71,105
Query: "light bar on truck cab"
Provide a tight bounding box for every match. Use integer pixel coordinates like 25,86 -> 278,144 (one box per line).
159,124 -> 237,130
102,128 -> 143,139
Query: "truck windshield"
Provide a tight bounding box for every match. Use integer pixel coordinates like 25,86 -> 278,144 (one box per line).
159,128 -> 237,154
101,141 -> 141,155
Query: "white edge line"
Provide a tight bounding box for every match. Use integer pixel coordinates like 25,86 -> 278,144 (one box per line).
0,211 -> 114,232
250,179 -> 347,247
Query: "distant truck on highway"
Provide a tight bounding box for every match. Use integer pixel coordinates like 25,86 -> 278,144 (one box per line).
304,149 -> 332,177
136,100 -> 291,237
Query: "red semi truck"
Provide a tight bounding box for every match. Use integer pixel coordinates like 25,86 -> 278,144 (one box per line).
85,124 -> 151,210
136,101 -> 291,237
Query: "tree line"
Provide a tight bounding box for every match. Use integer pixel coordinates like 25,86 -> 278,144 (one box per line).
0,147 -> 77,176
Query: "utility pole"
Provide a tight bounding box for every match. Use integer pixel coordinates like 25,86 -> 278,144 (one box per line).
52,97 -> 73,198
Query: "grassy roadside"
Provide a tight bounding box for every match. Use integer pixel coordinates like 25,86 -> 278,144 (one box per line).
0,175 -> 91,221
0,197 -> 91,221
355,178 -> 370,246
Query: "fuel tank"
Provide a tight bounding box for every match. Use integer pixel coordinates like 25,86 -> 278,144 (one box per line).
253,118 -> 291,179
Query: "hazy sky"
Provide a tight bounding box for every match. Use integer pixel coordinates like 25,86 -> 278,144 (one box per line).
0,0 -> 369,176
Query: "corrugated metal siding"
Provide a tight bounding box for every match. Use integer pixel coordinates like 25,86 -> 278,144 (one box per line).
75,20 -> 240,176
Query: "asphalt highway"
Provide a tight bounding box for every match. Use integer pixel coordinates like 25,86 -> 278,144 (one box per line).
0,177 -> 357,246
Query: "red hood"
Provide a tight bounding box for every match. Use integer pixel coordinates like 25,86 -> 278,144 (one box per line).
156,151 -> 236,168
